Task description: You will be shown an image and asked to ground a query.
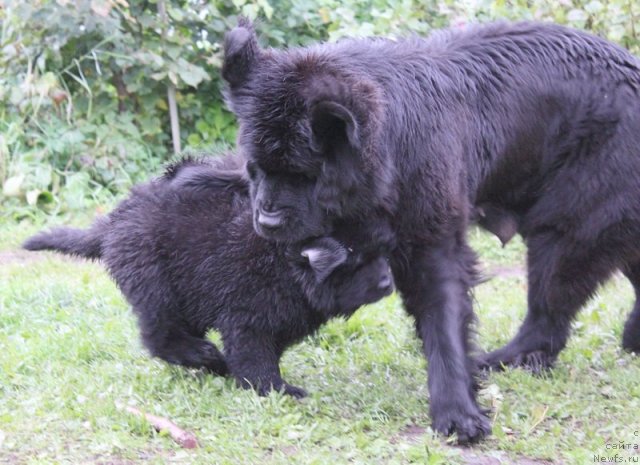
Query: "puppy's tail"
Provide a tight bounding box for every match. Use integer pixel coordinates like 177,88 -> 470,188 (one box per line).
23,222 -> 105,260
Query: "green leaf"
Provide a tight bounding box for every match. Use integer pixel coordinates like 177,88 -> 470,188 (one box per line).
175,58 -> 209,88
241,3 -> 259,19
213,110 -> 226,130
26,189 -> 40,206
3,175 -> 24,197
168,70 -> 178,86
32,164 -> 52,189
256,0 -> 274,20
567,9 -> 588,22
150,71 -> 167,81
195,119 -> 210,135
168,7 -> 184,22
584,1 -> 604,14
61,172 -> 90,211
187,133 -> 202,146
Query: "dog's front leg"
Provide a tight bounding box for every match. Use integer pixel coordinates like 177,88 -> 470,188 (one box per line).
393,238 -> 490,443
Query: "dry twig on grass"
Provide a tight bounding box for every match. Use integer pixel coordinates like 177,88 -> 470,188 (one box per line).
122,405 -> 199,449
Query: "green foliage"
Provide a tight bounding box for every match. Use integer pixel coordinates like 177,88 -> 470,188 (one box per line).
0,0 -> 240,217
1,0 -> 638,216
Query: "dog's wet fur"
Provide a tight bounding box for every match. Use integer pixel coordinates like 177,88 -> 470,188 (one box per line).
222,19 -> 640,442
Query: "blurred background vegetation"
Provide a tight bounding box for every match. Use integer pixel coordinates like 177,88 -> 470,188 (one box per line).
1,0 -> 638,218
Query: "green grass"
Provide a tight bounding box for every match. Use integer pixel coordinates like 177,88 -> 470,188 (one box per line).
2,215 -> 640,464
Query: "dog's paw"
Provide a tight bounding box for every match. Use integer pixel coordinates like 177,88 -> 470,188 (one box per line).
282,383 -> 308,399
512,350 -> 555,374
200,346 -> 229,376
204,358 -> 230,376
432,404 -> 491,444
248,379 -> 308,399
477,351 -> 506,372
480,348 -> 555,375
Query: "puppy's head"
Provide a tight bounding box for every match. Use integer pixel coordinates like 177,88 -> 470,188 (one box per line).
294,220 -> 395,316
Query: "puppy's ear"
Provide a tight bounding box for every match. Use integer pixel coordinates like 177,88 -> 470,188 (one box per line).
301,238 -> 348,282
310,101 -> 360,152
222,17 -> 260,88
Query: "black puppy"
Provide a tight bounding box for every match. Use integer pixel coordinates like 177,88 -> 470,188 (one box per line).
24,156 -> 394,397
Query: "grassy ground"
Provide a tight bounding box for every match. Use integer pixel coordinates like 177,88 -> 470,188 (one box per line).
2,214 -> 640,464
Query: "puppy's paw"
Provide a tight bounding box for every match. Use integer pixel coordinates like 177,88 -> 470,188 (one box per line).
200,345 -> 229,376
204,358 -> 229,376
281,383 -> 308,399
246,378 -> 308,399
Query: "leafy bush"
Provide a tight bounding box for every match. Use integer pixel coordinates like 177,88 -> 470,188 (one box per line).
1,0 -> 240,216
1,0 -> 638,217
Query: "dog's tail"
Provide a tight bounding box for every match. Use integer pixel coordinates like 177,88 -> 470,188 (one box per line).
22,222 -> 105,260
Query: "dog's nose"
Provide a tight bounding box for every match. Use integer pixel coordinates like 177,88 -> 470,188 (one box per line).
378,274 -> 393,291
257,208 -> 285,229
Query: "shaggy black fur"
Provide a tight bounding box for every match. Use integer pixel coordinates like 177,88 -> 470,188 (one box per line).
222,19 -> 640,442
24,156 -> 395,397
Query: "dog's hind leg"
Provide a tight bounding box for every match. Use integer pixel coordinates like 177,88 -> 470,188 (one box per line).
482,229 -> 616,373
136,309 -> 228,375
622,263 -> 640,353
147,331 -> 229,376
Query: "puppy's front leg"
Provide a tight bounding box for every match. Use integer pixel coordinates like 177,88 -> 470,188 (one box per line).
223,329 -> 308,398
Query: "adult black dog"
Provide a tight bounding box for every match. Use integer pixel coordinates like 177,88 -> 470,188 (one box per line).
222,19 -> 640,442
24,156 -> 395,397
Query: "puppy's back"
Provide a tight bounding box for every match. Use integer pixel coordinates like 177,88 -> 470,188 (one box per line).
100,155 -> 292,334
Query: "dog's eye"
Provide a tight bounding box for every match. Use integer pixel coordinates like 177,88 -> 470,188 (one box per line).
284,171 -> 316,185
246,161 -> 259,180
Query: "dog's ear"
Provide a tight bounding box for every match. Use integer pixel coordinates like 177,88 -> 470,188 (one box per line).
222,17 -> 260,88
301,238 -> 348,282
310,101 -> 360,153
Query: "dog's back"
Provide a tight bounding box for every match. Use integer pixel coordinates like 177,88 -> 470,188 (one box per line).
23,156 -> 256,375
100,156 -> 265,330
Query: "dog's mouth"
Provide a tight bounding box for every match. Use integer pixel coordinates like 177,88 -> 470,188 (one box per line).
375,283 -> 394,299
254,219 -> 305,242
253,211 -> 328,243
381,284 -> 394,297
371,271 -> 395,300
